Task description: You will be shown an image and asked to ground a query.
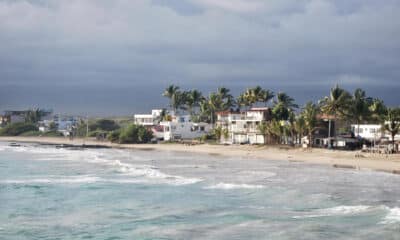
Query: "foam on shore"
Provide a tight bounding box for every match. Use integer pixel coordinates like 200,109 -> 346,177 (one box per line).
204,183 -> 265,190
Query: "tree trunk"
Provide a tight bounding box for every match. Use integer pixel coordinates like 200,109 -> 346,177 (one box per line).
392,133 -> 396,154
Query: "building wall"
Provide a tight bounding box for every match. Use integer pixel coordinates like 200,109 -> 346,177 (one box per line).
161,121 -> 211,141
351,124 -> 400,141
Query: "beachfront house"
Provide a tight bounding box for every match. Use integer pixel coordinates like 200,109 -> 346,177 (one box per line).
134,109 -> 163,127
38,115 -> 79,136
351,124 -> 383,141
216,107 -> 272,144
158,115 -> 211,141
351,124 -> 400,144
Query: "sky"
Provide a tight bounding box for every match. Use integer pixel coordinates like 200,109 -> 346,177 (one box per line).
0,0 -> 399,116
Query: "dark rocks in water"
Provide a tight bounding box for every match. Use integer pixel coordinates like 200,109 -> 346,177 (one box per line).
53,144 -> 111,150
9,142 -> 21,147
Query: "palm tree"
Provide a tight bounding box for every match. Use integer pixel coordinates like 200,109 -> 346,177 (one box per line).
24,108 -> 46,123
369,98 -> 387,123
383,108 -> 400,153
272,92 -> 298,120
217,87 -> 232,100
302,102 -> 319,148
162,85 -> 181,114
260,89 -> 275,107
217,87 -> 235,110
267,119 -> 284,144
258,122 -> 269,144
185,89 -> 203,116
155,109 -> 168,123
199,99 -> 211,123
350,88 -> 372,137
237,93 -> 250,111
294,115 -> 306,145
213,126 -> 228,142
240,86 -> 273,108
320,85 -> 351,147
207,92 -> 223,124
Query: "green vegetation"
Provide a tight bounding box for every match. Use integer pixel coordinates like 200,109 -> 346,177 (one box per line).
0,122 -> 38,136
89,119 -> 119,132
161,84 -> 398,151
24,108 -> 50,123
108,124 -> 153,144
74,118 -> 120,138
383,108 -> 400,152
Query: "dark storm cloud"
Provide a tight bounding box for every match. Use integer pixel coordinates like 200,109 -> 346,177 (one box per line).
0,0 -> 399,114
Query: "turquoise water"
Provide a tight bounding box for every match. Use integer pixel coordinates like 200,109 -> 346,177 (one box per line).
0,142 -> 399,239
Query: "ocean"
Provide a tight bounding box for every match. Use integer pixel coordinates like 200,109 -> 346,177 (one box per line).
0,142 -> 399,239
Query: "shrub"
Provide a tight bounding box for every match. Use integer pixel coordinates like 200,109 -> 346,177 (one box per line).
118,124 -> 153,144
108,130 -> 121,143
90,119 -> 119,132
19,131 -> 41,136
42,131 -> 63,137
0,122 -> 38,136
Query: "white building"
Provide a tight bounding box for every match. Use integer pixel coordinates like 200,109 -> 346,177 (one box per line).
159,115 -> 211,141
216,107 -> 271,144
351,124 -> 400,141
134,109 -> 163,126
38,115 -> 78,136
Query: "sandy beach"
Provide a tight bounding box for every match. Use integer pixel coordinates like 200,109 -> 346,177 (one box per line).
1,136 -> 400,174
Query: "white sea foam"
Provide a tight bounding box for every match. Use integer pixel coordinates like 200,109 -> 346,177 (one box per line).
3,144 -> 202,186
380,207 -> 400,224
100,159 -> 203,185
2,176 -> 100,184
205,183 -> 265,190
293,205 -> 373,219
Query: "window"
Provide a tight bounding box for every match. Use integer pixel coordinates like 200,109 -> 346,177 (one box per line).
200,126 -> 205,131
370,128 -> 376,133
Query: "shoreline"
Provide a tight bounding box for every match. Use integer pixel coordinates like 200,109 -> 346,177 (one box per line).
1,136 -> 400,174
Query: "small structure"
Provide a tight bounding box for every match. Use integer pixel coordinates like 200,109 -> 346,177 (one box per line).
351,124 -> 382,141
2,110 -> 26,124
134,109 -> 163,127
216,107 -> 271,144
2,109 -> 53,125
158,115 -> 211,141
38,115 -> 79,136
0,115 -> 11,127
351,124 -> 400,142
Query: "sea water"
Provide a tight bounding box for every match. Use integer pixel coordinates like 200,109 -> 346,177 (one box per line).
0,142 -> 399,239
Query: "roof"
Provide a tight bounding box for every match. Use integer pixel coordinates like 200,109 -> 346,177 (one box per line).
216,107 -> 269,115
317,114 -> 335,120
247,107 -> 270,112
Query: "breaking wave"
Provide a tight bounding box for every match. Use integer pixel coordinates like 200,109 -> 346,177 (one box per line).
1,144 -> 202,186
380,207 -> 400,224
293,205 -> 373,219
204,183 -> 265,190
294,205 -> 400,225
1,176 -> 100,184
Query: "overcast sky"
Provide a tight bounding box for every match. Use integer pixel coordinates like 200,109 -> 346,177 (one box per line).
0,0 -> 399,115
